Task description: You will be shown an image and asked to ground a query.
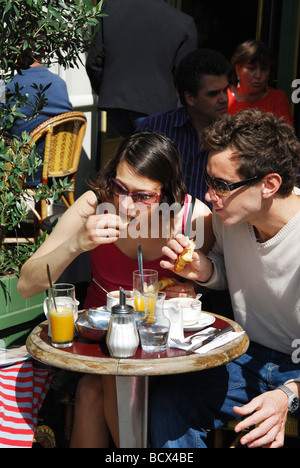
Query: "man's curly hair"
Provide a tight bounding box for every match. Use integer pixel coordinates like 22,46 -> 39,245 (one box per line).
202,109 -> 300,196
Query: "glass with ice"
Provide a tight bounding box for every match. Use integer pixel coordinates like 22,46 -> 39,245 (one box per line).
138,292 -> 169,352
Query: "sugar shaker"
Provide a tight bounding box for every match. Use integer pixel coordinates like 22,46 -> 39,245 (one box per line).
106,289 -> 139,358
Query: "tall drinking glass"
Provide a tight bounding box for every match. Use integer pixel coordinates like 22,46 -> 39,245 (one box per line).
133,269 -> 158,312
47,283 -> 76,348
138,292 -> 170,352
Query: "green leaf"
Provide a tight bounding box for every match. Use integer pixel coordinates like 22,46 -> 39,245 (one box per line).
3,3 -> 12,15
0,0 -> 105,274
48,6 -> 63,22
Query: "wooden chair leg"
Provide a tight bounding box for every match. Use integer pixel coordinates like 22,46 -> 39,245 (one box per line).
229,432 -> 244,448
214,428 -> 224,448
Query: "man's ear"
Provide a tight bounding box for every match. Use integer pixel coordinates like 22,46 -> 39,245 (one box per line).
184,91 -> 194,107
261,173 -> 282,198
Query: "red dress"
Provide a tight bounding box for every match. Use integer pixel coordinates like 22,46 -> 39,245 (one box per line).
84,195 -> 195,309
84,195 -> 194,308
228,87 -> 293,125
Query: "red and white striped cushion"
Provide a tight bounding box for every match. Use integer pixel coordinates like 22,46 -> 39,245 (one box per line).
0,361 -> 52,448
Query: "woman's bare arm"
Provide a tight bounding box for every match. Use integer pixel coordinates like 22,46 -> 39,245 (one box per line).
17,191 -> 125,298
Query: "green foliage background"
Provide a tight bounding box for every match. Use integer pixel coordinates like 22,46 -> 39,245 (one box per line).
0,0 -> 104,275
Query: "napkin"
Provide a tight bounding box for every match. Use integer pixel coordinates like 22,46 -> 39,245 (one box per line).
0,345 -> 30,368
193,330 -> 245,354
169,327 -> 245,354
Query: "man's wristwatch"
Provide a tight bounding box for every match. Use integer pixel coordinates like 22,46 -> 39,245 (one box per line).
277,385 -> 299,413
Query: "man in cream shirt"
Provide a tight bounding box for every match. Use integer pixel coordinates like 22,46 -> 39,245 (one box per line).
150,109 -> 300,448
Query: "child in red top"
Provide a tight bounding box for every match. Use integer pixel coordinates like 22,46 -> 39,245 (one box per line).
228,40 -> 293,125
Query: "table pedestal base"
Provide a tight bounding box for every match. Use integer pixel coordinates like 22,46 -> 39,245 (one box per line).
116,376 -> 149,448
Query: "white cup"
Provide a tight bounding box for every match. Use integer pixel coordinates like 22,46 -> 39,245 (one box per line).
167,297 -> 202,325
106,290 -> 134,311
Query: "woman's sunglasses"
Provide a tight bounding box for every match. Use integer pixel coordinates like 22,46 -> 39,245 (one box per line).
109,178 -> 161,205
204,171 -> 261,197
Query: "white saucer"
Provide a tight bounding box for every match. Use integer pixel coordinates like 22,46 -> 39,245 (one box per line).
183,312 -> 215,332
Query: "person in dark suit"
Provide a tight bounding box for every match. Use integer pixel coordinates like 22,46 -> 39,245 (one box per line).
86,0 -> 198,137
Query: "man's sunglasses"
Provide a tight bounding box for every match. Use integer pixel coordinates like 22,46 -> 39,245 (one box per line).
204,171 -> 261,197
109,178 -> 161,205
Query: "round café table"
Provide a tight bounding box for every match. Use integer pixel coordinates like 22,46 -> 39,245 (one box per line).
26,312 -> 249,448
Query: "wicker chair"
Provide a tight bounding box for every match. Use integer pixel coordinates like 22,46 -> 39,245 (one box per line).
33,424 -> 56,448
29,111 -> 87,221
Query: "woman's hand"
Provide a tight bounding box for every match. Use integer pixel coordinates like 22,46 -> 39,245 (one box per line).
76,213 -> 127,252
160,234 -> 213,282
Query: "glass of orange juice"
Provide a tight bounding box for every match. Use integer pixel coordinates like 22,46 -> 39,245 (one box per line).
133,269 -> 158,314
47,284 -> 76,348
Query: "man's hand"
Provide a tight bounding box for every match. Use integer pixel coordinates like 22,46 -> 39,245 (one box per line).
233,389 -> 289,448
160,234 -> 213,282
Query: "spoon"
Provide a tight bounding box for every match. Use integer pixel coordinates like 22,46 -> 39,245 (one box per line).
137,244 -> 144,294
137,243 -> 149,311
191,293 -> 202,307
92,277 -> 108,295
47,264 -> 57,312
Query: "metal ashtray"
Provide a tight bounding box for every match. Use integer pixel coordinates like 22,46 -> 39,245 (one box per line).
76,307 -> 111,341
76,307 -> 148,342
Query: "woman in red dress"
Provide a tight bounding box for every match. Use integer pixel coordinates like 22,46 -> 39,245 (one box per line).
18,131 -> 214,447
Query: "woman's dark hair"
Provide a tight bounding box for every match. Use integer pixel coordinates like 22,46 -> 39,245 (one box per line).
90,132 -> 186,205
202,109 -> 300,196
230,39 -> 276,86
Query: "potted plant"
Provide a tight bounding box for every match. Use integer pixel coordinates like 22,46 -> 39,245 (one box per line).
0,0 -> 104,345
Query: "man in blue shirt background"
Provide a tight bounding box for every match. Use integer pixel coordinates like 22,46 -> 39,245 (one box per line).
5,50 -> 73,186
136,49 -> 229,205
